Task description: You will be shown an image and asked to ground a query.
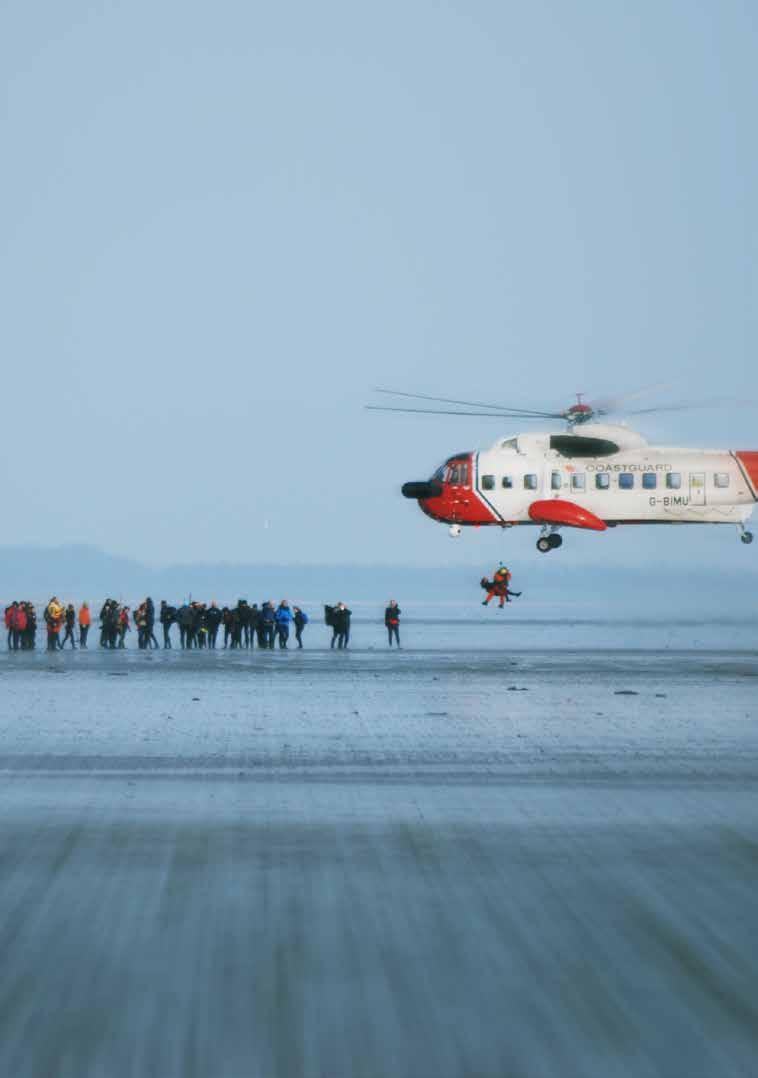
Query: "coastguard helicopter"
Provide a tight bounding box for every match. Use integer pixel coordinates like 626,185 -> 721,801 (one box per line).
368,388 -> 758,553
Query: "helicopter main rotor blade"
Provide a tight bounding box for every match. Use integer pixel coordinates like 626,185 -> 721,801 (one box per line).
590,383 -> 671,414
625,399 -> 758,416
366,405 -> 564,418
373,388 -> 560,418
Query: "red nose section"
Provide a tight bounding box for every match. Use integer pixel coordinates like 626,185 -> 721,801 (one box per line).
420,487 -> 498,525
529,499 -> 607,531
416,453 -> 499,525
735,452 -> 758,496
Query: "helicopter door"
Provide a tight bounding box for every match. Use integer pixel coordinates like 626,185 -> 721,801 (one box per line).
446,457 -> 470,522
689,472 -> 706,507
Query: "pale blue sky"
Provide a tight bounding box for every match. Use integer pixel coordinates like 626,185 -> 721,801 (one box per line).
2,0 -> 756,568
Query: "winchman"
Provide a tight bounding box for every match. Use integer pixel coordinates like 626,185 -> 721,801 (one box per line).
481,565 -> 522,609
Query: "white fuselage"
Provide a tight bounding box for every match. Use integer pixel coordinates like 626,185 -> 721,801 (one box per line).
475,429 -> 755,526
411,426 -> 758,537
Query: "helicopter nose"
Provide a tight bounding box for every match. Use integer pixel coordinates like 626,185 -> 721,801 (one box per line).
402,480 -> 443,499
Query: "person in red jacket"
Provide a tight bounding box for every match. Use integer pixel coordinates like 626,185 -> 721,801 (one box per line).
118,606 -> 131,649
11,603 -> 28,651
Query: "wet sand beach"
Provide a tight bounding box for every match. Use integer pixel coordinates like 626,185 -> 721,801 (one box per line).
1,628 -> 757,1077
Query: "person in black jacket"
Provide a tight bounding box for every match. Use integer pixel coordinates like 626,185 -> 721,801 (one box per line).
248,603 -> 260,649
331,602 -> 351,649
144,597 -> 160,649
205,601 -> 222,648
293,606 -> 308,648
160,601 -> 176,648
222,606 -> 233,648
260,601 -> 276,649
60,604 -> 77,649
176,603 -> 192,648
384,600 -> 401,647
236,600 -> 250,648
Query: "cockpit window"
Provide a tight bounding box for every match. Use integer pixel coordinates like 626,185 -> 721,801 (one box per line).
432,457 -> 470,486
450,461 -> 468,485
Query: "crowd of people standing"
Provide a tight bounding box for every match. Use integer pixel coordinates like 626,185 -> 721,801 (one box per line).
4,598 -> 403,651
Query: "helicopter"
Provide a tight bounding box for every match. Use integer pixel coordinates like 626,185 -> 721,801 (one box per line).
368,388 -> 758,553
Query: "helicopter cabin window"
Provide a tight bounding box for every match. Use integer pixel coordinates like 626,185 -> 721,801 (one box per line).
551,472 -> 562,491
595,473 -> 610,490
619,473 -> 634,490
642,474 -> 657,490
666,473 -> 682,490
501,438 -> 518,450
481,474 -> 495,491
714,473 -> 730,488
502,475 -> 514,489
571,474 -> 586,491
524,474 -> 538,491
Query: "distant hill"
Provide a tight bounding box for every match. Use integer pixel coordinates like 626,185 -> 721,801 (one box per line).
0,544 -> 756,617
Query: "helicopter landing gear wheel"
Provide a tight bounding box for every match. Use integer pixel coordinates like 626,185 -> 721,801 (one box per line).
741,530 -> 754,545
537,527 -> 562,553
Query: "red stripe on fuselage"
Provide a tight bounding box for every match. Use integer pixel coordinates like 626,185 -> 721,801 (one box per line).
528,499 -> 607,531
734,452 -> 758,499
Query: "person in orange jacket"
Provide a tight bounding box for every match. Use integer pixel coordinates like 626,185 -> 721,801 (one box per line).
78,602 -> 91,648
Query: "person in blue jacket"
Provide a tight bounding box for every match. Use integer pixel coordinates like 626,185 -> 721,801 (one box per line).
293,606 -> 309,648
275,600 -> 293,649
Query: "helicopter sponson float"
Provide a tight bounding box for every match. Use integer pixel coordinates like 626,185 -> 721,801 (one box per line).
369,389 -> 758,552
